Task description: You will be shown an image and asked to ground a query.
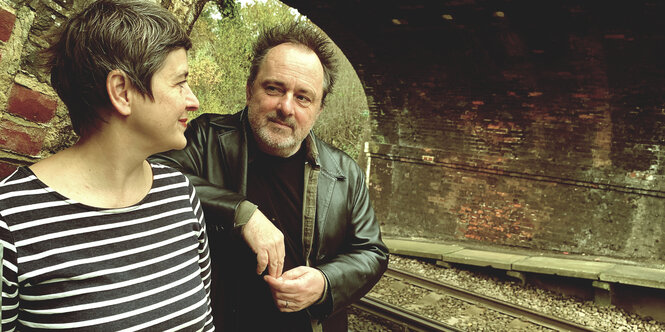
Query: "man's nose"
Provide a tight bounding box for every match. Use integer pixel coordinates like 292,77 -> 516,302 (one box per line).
277,93 -> 295,117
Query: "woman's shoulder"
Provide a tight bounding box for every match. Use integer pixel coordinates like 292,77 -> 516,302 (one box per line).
149,162 -> 193,189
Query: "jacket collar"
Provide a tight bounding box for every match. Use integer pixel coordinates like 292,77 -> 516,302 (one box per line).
303,132 -> 320,168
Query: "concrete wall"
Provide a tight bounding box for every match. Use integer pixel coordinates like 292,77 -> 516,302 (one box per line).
0,0 -> 206,179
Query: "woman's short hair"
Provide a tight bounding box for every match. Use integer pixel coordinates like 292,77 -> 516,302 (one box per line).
45,0 -> 192,136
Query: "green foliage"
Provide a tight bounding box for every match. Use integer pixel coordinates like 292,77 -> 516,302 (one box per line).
188,0 -> 369,159
314,53 -> 371,160
214,0 -> 238,18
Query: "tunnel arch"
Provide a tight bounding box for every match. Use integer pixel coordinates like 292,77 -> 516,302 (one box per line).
1,0 -> 664,263
281,0 -> 665,263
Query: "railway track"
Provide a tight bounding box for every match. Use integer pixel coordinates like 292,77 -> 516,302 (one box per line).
362,267 -> 598,332
352,295 -> 463,331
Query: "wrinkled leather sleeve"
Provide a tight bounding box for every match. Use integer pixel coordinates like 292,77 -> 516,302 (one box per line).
309,153 -> 389,319
150,114 -> 246,232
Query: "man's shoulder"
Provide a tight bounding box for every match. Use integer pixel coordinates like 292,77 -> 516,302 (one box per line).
313,137 -> 362,177
314,137 -> 351,160
191,111 -> 244,132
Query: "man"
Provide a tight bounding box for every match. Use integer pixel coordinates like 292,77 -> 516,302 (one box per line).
0,0 -> 213,330
151,23 -> 388,331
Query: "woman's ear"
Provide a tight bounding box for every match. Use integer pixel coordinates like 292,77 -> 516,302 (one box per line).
107,69 -> 132,116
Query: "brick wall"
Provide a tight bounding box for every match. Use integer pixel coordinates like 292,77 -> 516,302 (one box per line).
362,2 -> 665,263
0,1 -> 60,178
287,0 -> 665,263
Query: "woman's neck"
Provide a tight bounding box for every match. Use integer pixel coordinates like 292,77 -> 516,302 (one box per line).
29,134 -> 153,208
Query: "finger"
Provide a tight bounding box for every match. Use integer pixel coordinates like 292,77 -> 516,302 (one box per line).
267,279 -> 297,295
263,274 -> 282,288
280,299 -> 295,312
275,257 -> 284,278
276,239 -> 285,277
268,237 -> 285,278
276,299 -> 286,312
267,254 -> 284,278
281,266 -> 307,280
264,274 -> 293,296
256,250 -> 268,275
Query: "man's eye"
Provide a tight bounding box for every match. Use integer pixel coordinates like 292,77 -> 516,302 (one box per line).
266,86 -> 280,94
297,95 -> 312,106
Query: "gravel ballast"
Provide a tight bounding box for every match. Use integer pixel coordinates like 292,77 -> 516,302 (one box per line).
349,255 -> 665,331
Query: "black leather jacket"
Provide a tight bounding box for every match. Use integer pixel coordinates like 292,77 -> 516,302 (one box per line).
151,110 -> 388,331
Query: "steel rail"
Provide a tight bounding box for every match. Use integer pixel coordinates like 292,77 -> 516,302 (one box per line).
353,295 -> 463,332
386,267 -> 598,332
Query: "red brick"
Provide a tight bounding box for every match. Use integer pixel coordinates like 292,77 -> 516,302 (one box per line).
0,161 -> 18,179
0,8 -> 16,42
7,84 -> 58,123
0,119 -> 46,156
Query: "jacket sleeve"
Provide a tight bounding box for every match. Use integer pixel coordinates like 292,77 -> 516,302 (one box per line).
311,166 -> 389,319
149,116 -> 246,232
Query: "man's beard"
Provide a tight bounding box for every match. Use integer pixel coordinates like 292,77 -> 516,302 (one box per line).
251,112 -> 302,155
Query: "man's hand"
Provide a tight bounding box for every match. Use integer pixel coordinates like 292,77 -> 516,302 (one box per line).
264,266 -> 326,312
241,209 -> 285,277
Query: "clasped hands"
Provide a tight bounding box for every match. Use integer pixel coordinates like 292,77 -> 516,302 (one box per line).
241,209 -> 325,312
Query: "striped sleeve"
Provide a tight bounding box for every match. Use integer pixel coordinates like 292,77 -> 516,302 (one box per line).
186,177 -> 213,306
0,170 -> 23,332
0,213 -> 19,331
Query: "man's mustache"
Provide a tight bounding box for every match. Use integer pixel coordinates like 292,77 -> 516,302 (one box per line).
267,113 -> 296,129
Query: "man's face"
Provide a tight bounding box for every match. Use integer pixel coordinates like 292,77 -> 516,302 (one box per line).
246,43 -> 325,157
130,48 -> 199,154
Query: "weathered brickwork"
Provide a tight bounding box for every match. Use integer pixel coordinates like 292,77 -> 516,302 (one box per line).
0,160 -> 18,178
0,118 -> 46,156
7,83 -> 57,122
0,7 -> 16,42
286,0 -> 665,263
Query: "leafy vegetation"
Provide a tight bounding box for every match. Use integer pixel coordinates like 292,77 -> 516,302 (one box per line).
188,0 -> 370,159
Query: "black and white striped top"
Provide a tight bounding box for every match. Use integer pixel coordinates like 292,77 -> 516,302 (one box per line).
0,163 -> 214,331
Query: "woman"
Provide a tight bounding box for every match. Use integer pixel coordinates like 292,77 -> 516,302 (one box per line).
0,0 -> 213,330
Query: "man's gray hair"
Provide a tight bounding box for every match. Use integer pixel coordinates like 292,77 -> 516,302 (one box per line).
247,22 -> 339,107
